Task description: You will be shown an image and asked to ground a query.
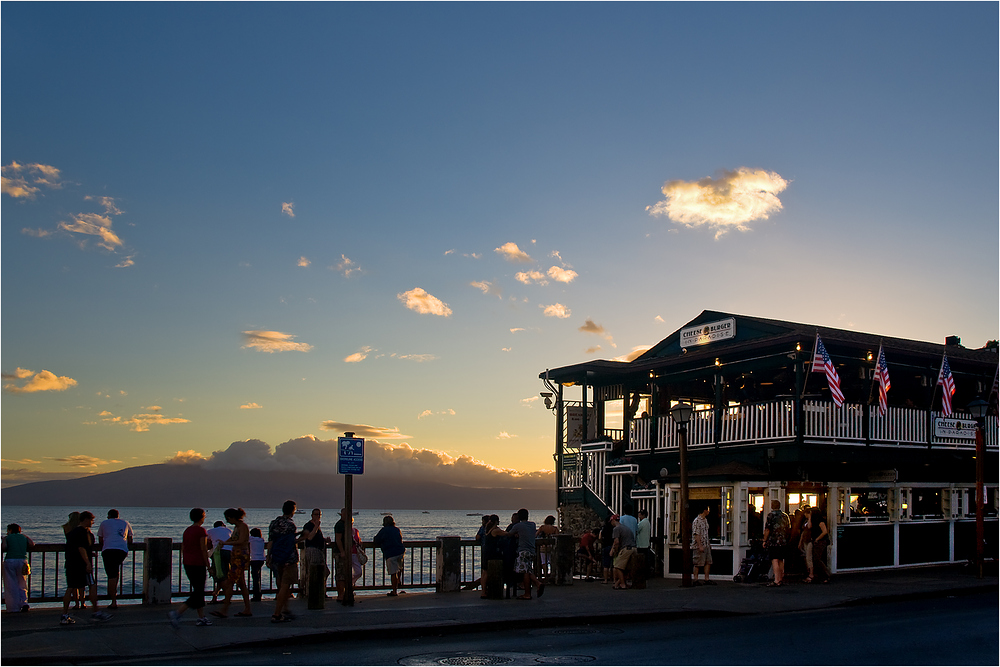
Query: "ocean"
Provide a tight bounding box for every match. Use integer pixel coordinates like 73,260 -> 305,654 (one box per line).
0,506 -> 557,545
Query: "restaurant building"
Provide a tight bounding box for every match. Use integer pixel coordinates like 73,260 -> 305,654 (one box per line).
540,311 -> 998,577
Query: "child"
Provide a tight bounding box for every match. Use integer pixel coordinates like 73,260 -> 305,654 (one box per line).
249,528 -> 266,601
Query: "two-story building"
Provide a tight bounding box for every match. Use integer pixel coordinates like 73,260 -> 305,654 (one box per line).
540,310 -> 998,578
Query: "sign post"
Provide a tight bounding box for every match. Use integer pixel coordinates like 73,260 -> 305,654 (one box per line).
338,432 -> 365,606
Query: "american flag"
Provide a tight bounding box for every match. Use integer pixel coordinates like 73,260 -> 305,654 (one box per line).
875,345 -> 891,416
812,335 -> 845,408
936,354 -> 956,416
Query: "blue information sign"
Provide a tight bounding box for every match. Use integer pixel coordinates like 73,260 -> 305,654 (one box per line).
338,437 -> 365,475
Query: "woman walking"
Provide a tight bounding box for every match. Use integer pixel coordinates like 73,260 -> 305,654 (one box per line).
213,508 -> 253,618
2,524 -> 34,612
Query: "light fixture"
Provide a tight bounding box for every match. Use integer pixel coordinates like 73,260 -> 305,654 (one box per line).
659,467 -> 669,477
796,342 -> 801,352
540,392 -> 553,409
967,398 -> 989,419
867,351 -> 873,362
714,358 -> 721,367
670,401 -> 693,425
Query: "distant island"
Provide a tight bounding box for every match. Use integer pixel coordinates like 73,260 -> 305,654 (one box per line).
2,463 -> 554,510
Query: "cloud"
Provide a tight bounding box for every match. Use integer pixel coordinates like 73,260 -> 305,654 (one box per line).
240,402 -> 263,409
541,303 -> 571,319
586,346 -> 602,354
101,409 -> 191,432
297,256 -> 311,267
0,468 -> 93,488
397,287 -> 452,317
390,353 -> 438,362
166,435 -> 551,489
547,266 -> 578,283
115,255 -> 135,268
84,195 -> 123,216
579,319 -> 616,348
495,242 -> 533,264
344,346 -> 374,363
242,330 -> 314,353
520,396 -> 539,407
515,270 -> 548,285
334,254 -> 362,278
282,202 -> 295,217
417,408 -> 456,419
470,280 -> 503,298
1,161 -> 63,198
45,455 -> 113,468
3,368 -> 78,394
319,421 -> 413,440
655,315 -> 665,323
510,328 -> 525,333
611,345 -> 652,362
58,213 -> 124,250
501,347 -> 511,352
647,167 -> 789,239
496,431 -> 517,439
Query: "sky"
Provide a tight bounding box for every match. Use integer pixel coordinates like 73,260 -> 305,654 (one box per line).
2,3 -> 997,490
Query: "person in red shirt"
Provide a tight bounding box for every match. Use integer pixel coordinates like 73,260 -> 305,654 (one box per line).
168,508 -> 212,628
577,528 -> 599,580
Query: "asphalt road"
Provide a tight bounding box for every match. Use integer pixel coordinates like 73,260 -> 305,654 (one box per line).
96,592 -> 998,666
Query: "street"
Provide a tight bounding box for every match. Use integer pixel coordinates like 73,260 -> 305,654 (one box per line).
97,591 -> 997,665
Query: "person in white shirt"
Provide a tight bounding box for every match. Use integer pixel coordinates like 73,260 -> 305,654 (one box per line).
205,520 -> 232,603
97,509 -> 134,610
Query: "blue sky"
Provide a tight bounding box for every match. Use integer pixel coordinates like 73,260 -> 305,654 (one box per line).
2,3 -> 997,487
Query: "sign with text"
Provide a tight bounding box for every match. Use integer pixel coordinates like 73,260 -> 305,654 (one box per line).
680,317 -> 736,348
338,437 -> 365,474
934,418 -> 976,440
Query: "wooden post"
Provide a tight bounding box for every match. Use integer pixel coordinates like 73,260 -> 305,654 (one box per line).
142,538 -> 172,605
435,536 -> 461,592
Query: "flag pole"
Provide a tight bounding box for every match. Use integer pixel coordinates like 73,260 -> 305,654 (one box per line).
867,340 -> 883,407
928,351 -> 944,412
800,332 -> 819,400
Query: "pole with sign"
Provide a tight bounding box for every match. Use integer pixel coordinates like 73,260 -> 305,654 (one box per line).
338,432 -> 364,606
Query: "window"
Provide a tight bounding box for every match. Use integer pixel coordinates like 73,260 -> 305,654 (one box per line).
848,489 -> 889,522
910,489 -> 943,520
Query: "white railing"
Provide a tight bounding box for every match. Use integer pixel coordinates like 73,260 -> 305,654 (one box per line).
560,450 -> 583,489
803,401 -> 864,441
657,409 -> 715,449
720,399 -> 796,443
628,418 -> 653,453
584,450 -> 607,502
869,406 -> 927,447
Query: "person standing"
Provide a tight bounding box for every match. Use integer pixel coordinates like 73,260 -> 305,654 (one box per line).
97,509 -> 134,610
507,509 -> 545,600
535,515 -> 559,581
691,505 -> 714,585
809,507 -> 832,584
248,528 -> 266,602
334,508 -> 363,603
61,512 -> 108,625
206,520 -> 232,604
762,499 -> 790,587
600,517 -> 615,585
2,524 -> 34,612
609,515 -> 636,590
168,508 -> 213,628
299,509 -> 331,599
372,515 -> 405,597
214,508 -> 252,618
267,500 -> 299,622
635,510 -> 651,576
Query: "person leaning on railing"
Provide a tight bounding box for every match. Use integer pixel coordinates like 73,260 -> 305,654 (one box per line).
3,524 -> 35,613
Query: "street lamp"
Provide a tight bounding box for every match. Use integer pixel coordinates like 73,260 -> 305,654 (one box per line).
670,401 -> 694,587
966,397 -> 988,579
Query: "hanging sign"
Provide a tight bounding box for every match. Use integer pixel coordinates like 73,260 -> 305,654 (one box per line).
338,436 -> 365,474
680,318 -> 736,348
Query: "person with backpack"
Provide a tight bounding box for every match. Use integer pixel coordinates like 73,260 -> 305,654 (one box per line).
762,499 -> 790,587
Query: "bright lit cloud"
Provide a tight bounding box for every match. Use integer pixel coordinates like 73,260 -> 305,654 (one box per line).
516,270 -> 548,285
579,319 -> 616,348
510,328 -> 525,333
655,315 -> 665,322
334,254 -> 362,277
242,330 -> 314,353
58,213 -> 123,250
391,353 -> 438,362
1,161 -> 63,198
547,266 -> 577,283
3,368 -> 78,394
586,345 -> 602,354
520,396 -> 539,407
240,402 -> 263,409
647,167 -> 788,239
496,431 -> 517,439
84,195 -> 123,216
297,256 -> 311,267
319,421 -> 413,439
101,409 -> 191,432
495,242 -> 533,263
282,202 -> 295,217
541,303 -> 571,319
115,255 -> 135,268
470,280 -> 503,298
344,346 -> 374,363
397,287 -> 452,317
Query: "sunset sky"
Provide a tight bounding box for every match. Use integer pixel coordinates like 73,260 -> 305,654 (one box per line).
2,3 -> 997,489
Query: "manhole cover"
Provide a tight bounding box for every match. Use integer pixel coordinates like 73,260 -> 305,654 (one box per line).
400,653 -> 596,666
439,657 -> 515,666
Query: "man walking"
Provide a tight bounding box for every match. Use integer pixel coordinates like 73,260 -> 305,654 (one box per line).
97,509 -> 134,610
692,504 -> 714,585
268,500 -> 299,622
609,514 -> 636,590
507,509 -> 545,600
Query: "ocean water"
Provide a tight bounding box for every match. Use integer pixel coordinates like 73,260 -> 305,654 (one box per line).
0,506 -> 557,545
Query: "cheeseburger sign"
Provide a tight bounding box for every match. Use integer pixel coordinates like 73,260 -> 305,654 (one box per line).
680,317 -> 736,348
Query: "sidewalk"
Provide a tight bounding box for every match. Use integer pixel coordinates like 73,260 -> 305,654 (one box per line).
3,566 -> 995,664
